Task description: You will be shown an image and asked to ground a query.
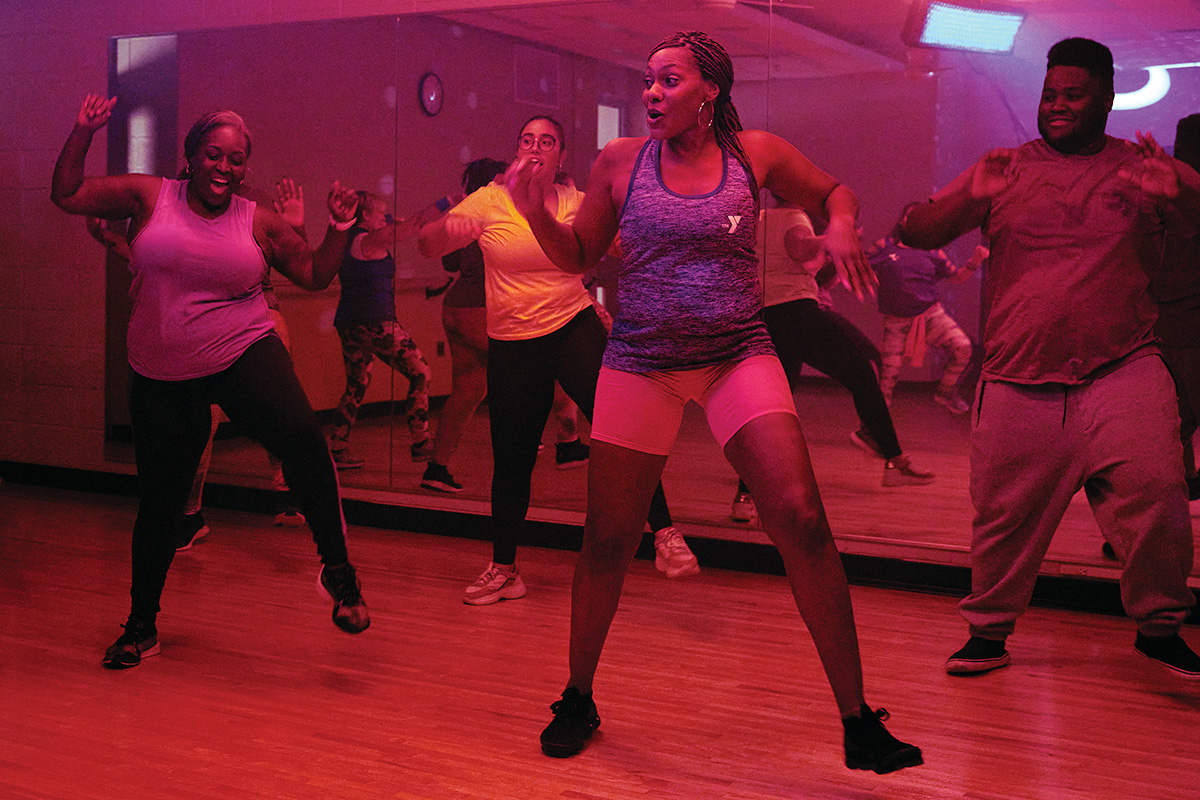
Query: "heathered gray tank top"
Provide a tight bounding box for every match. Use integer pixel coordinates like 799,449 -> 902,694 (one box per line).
605,139 -> 774,372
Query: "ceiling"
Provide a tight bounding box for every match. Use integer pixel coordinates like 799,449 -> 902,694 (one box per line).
430,0 -> 1200,79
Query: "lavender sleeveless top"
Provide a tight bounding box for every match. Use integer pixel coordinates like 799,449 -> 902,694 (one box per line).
606,139 -> 773,371
127,178 -> 273,380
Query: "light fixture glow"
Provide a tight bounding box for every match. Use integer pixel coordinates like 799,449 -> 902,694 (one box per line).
1112,63 -> 1200,111
903,1 -> 1025,54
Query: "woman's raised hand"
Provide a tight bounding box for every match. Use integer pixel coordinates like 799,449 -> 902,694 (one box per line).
327,181 -> 358,225
274,178 -> 305,228
503,153 -> 549,220
76,94 -> 117,133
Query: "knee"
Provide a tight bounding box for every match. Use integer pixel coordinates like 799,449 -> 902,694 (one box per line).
763,488 -> 829,550
581,526 -> 640,570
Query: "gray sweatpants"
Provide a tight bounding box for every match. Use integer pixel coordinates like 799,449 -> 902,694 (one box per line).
963,354 -> 1195,639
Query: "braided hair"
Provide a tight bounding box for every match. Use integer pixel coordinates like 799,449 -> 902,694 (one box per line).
649,31 -> 755,189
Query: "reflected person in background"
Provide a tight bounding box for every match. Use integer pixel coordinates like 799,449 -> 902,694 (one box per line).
420,158 -> 506,493
731,195 -> 933,528
328,190 -> 454,470
420,160 -> 616,489
902,38 -> 1200,680
419,116 -> 698,607
53,95 -> 371,669
507,31 -> 922,772
867,206 -> 986,416
1146,113 -> 1200,504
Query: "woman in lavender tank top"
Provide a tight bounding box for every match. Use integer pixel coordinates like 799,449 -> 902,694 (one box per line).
507,32 -> 922,773
52,95 -> 371,670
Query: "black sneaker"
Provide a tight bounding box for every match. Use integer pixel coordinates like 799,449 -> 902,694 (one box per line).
540,687 -> 600,757
420,462 -> 463,493
317,563 -> 370,634
843,705 -> 923,774
555,439 -> 590,470
946,636 -> 1010,674
175,512 -> 210,551
102,617 -> 159,669
273,491 -> 306,527
1135,632 -> 1200,679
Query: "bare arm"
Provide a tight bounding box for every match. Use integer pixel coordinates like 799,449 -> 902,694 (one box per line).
52,94 -> 160,224
261,182 -> 357,291
901,151 -> 1011,250
418,210 -> 484,259
363,193 -> 461,257
743,130 -> 874,299
503,139 -> 633,275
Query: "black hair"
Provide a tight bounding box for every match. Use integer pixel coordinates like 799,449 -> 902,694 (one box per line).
1047,38 -> 1114,93
520,115 -> 566,150
649,31 -> 755,186
461,157 -> 509,194
1175,114 -> 1200,172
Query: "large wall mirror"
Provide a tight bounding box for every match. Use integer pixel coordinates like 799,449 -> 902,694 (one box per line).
100,1 -> 1199,583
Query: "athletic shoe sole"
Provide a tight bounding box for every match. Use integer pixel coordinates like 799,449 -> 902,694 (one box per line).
420,478 -> 464,493
175,525 -> 210,552
463,582 -> 527,606
946,652 -> 1010,675
1136,646 -> 1200,680
103,639 -> 160,669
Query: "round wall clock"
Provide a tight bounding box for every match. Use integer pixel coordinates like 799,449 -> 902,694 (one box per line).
419,72 -> 443,116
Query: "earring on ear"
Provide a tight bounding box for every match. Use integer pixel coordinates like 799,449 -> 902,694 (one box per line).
697,100 -> 714,131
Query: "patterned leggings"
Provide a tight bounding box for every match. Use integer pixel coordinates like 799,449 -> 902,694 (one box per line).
331,321 -> 431,449
879,302 -> 972,404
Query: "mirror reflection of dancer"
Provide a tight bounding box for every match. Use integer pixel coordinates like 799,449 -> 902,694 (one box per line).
867,210 -> 986,415
731,198 -> 934,524
53,95 -> 371,669
420,116 -> 699,606
507,32 -> 921,772
329,190 -> 454,470
420,159 -> 507,493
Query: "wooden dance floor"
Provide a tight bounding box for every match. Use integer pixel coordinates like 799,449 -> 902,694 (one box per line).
2,475 -> 1198,799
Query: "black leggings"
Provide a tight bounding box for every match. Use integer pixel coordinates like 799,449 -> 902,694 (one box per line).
487,307 -> 672,564
128,334 -> 349,621
763,298 -> 903,459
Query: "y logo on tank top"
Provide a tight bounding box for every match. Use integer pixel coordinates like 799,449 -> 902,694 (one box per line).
726,215 -> 742,234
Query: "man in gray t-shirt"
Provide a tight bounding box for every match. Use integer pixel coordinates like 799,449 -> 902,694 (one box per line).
902,37 -> 1200,680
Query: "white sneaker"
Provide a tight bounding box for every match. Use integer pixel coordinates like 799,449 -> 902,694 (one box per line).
653,527 -> 700,578
464,562 -> 527,605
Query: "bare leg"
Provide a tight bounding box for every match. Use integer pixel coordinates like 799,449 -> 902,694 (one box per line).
723,412 -> 865,717
552,382 -> 580,443
432,306 -> 489,467
566,440 -> 668,693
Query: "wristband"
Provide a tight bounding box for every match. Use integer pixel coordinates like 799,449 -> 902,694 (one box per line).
329,216 -> 355,231
435,196 -> 451,213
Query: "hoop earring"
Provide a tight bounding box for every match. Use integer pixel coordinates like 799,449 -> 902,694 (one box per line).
697,100 -> 714,131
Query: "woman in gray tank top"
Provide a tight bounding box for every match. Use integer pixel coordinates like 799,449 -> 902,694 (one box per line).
506,31 -> 922,774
